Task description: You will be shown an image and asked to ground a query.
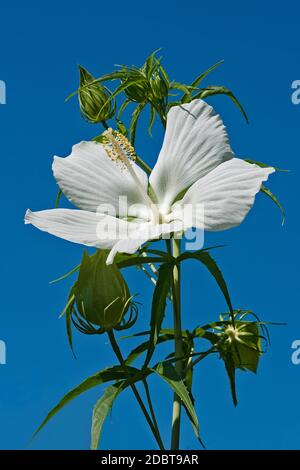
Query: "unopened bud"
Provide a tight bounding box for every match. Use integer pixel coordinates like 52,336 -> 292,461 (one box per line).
75,250 -> 131,329
78,66 -> 115,123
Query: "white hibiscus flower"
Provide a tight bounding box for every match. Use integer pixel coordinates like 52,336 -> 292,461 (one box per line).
25,99 -> 274,264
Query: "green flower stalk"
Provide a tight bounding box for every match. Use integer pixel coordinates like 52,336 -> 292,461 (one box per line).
78,66 -> 115,124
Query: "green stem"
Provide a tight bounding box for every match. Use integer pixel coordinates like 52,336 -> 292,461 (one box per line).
107,329 -> 165,450
170,238 -> 183,450
136,156 -> 152,175
142,379 -> 162,445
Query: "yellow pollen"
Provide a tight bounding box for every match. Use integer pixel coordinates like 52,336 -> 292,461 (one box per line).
102,128 -> 137,169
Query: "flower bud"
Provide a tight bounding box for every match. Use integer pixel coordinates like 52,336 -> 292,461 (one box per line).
78,66 -> 115,123
122,75 -> 150,103
150,71 -> 169,101
75,250 -> 131,330
218,319 -> 262,373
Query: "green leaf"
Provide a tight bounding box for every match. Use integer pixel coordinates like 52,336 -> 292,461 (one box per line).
261,184 -> 285,225
179,251 -> 234,317
153,362 -> 204,446
130,102 -> 146,145
91,384 -> 123,449
169,81 -> 195,96
181,60 -> 224,103
143,248 -> 172,259
126,332 -> 175,365
148,106 -> 156,136
91,364 -> 154,449
144,49 -> 162,79
62,282 -> 77,356
50,264 -> 81,284
194,86 -> 249,123
144,263 -> 174,367
184,336 -> 195,395
245,158 -> 289,173
223,354 -> 238,406
191,60 -> 224,88
33,366 -> 136,438
117,255 -> 163,269
55,190 -> 63,208
117,98 -> 131,121
157,61 -> 170,85
66,306 -> 74,356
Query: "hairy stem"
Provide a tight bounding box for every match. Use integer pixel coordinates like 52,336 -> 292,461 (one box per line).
107,329 -> 164,450
170,238 -> 183,450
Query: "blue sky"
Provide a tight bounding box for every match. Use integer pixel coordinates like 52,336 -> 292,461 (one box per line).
0,0 -> 299,450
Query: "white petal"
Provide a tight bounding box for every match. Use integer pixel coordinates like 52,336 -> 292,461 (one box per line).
149,99 -> 233,212
106,221 -> 185,265
25,208 -> 142,249
53,141 -> 150,219
180,159 -> 275,231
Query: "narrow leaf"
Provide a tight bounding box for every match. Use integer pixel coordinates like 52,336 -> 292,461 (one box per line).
91,384 -> 123,449
223,355 -> 238,406
130,103 -> 146,145
144,49 -> 162,78
144,263 -> 174,367
55,190 -> 63,208
261,184 -> 285,225
245,158 -> 289,173
126,333 -> 174,365
117,98 -> 131,121
148,106 -> 156,136
50,264 -> 81,284
194,86 -> 249,123
154,362 -> 204,446
33,366 -> 137,438
181,60 -> 224,103
117,255 -> 163,269
169,81 -> 194,96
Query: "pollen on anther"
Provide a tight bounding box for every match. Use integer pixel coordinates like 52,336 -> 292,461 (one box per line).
102,128 -> 137,169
